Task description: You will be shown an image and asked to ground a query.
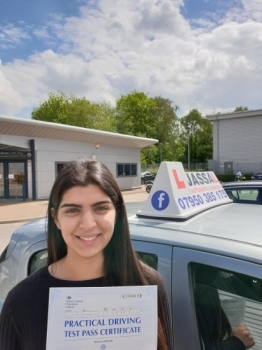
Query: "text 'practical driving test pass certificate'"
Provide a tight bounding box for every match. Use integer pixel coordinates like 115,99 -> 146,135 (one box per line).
46,285 -> 157,350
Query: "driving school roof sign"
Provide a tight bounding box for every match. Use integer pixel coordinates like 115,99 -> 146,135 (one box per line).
137,162 -> 232,220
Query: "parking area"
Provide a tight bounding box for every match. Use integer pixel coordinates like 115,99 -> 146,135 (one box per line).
0,187 -> 148,254
0,187 -> 148,224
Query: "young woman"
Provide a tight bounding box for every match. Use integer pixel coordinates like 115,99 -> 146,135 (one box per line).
0,160 -> 173,350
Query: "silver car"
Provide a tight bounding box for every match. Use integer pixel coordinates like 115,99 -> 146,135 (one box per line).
1,163 -> 262,349
223,180 -> 262,205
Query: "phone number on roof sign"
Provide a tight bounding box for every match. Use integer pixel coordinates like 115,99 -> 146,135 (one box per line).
176,190 -> 228,210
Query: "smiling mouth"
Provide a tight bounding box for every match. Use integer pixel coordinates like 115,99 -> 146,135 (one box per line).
77,234 -> 100,242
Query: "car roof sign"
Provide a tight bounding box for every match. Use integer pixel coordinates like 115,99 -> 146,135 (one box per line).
137,162 -> 232,220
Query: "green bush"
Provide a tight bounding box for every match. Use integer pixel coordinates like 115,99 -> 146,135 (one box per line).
243,173 -> 253,180
147,166 -> 159,176
216,173 -> 253,182
215,174 -> 235,182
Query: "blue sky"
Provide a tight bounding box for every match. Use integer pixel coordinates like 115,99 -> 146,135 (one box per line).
182,0 -> 239,19
0,0 -> 262,118
0,0 -> 84,63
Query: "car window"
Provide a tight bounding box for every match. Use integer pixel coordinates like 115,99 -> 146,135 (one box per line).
191,263 -> 262,350
28,250 -> 158,275
225,188 -> 260,204
29,249 -> 48,275
137,251 -> 158,270
0,246 -> 8,263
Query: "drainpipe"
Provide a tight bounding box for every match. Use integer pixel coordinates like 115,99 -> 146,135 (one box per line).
29,139 -> 36,200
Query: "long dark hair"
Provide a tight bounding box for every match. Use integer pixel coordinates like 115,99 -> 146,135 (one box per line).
194,265 -> 232,348
47,159 -> 169,349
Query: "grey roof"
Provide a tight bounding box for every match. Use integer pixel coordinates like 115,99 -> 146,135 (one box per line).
0,115 -> 158,149
206,109 -> 262,121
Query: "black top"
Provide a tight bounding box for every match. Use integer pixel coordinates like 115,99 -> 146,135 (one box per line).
0,267 -> 173,350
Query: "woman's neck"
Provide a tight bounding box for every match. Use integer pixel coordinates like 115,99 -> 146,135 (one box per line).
49,253 -> 105,281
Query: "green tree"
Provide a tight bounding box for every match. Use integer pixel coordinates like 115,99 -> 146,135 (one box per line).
115,91 -> 157,138
115,92 -> 181,164
32,91 -> 70,124
31,92 -> 115,131
141,145 -> 159,165
234,106 -> 248,112
179,109 -> 213,164
32,90 -> 182,165
152,97 -> 181,162
115,91 -> 160,165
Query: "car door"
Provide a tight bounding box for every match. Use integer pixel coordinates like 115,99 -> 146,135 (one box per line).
131,240 -> 172,300
15,239 -> 173,302
172,247 -> 262,350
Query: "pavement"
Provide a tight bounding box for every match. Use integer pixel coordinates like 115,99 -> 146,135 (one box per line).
0,187 -> 149,224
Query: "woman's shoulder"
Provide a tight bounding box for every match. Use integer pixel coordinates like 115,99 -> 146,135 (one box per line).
8,266 -> 49,300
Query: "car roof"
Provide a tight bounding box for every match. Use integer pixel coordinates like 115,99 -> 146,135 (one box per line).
129,202 -> 262,264
5,217 -> 47,258
223,180 -> 262,187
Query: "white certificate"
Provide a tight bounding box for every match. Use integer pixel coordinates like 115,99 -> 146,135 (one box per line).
46,285 -> 157,350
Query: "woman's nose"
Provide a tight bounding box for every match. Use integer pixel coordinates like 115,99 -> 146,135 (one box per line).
79,210 -> 97,230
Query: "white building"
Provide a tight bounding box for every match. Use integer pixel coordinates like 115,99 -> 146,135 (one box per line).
0,115 -> 157,200
207,109 -> 262,174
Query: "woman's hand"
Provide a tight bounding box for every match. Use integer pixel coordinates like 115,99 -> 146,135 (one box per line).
233,324 -> 255,349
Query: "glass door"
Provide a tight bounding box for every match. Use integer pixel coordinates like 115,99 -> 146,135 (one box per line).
7,162 -> 26,198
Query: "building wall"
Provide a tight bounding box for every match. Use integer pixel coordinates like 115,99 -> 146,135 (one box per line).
1,135 -> 141,199
212,115 -> 262,173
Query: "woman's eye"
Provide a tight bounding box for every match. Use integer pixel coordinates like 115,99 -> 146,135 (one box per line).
95,206 -> 108,211
65,208 -> 79,213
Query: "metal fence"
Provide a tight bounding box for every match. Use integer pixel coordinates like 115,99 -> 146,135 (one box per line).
209,160 -> 262,175
141,163 -> 209,173
142,161 -> 262,175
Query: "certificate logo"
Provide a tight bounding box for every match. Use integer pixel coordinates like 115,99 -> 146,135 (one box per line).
151,191 -> 169,211
100,345 -> 106,350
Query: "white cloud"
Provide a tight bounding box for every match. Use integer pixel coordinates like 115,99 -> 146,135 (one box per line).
0,0 -> 262,118
0,70 -> 25,114
241,0 -> 262,21
32,26 -> 51,39
0,24 -> 30,48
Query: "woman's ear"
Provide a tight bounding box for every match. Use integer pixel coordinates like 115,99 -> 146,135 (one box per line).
51,208 -> 61,230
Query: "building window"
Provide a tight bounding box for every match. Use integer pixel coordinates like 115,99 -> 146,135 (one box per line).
117,163 -> 137,177
55,162 -> 70,176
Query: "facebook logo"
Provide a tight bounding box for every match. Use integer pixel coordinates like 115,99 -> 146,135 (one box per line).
151,191 -> 170,211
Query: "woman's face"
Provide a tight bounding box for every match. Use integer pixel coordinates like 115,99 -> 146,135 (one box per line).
53,184 -> 116,264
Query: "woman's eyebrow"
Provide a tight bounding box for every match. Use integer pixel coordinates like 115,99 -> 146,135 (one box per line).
60,200 -> 113,209
60,203 -> 82,209
91,200 -> 113,207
